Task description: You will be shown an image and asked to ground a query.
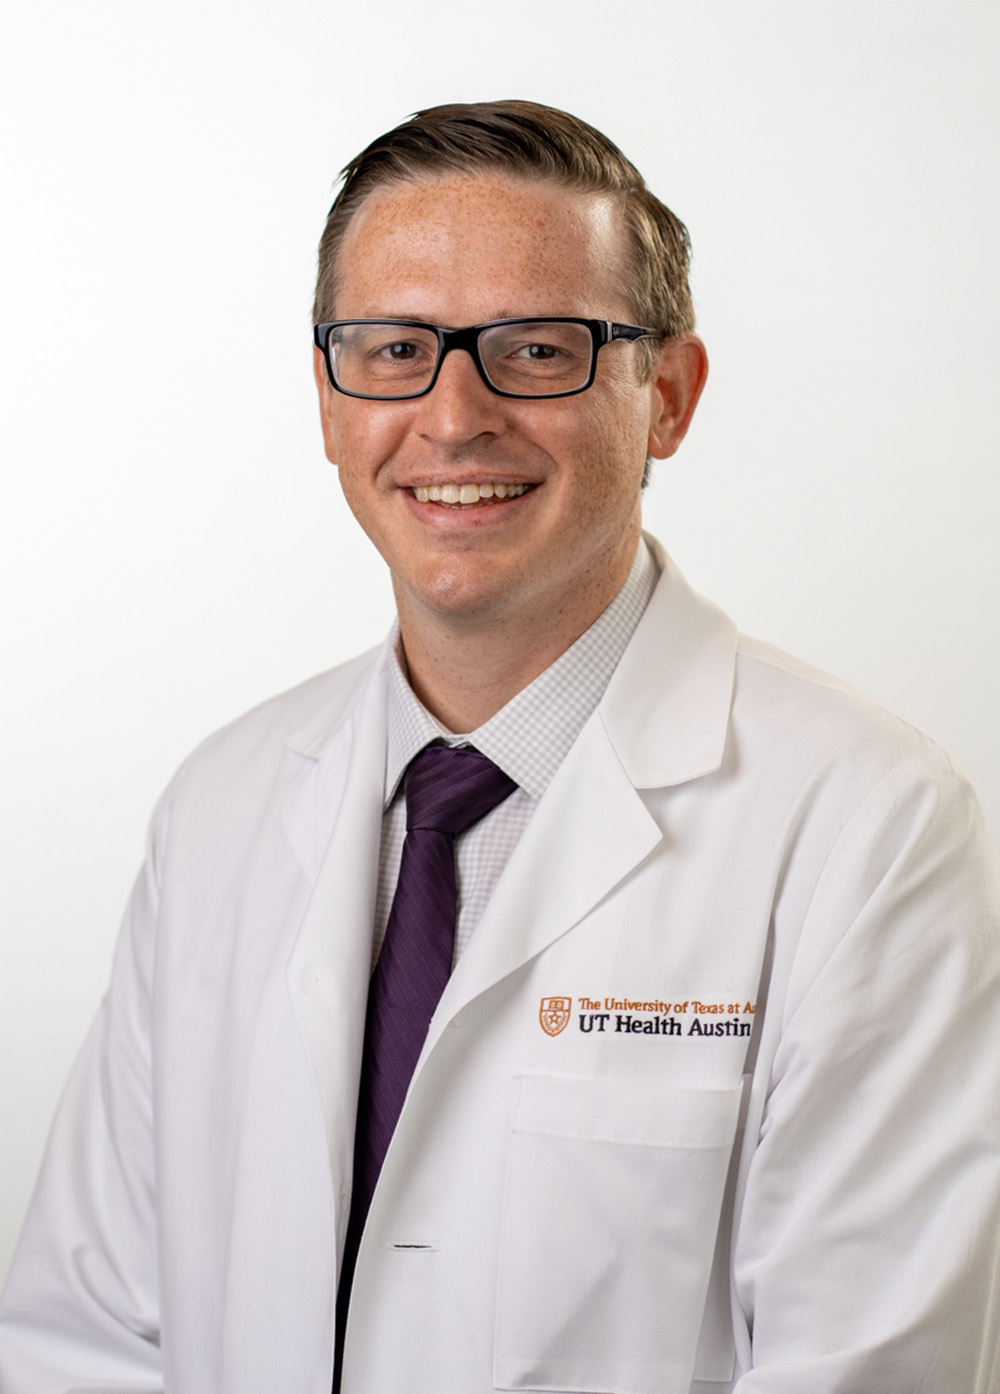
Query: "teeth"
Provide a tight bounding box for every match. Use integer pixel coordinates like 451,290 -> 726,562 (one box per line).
413,483 -> 530,504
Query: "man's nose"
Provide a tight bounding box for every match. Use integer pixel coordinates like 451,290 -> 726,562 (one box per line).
412,347 -> 507,444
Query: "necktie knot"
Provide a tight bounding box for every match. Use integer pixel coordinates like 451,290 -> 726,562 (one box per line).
403,743 -> 518,836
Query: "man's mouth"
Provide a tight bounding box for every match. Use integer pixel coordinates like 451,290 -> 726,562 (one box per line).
411,482 -> 534,508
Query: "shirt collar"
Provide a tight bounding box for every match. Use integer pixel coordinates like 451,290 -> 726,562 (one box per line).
384,538 -> 659,806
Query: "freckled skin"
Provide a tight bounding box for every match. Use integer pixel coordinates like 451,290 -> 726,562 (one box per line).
313,174 -> 707,726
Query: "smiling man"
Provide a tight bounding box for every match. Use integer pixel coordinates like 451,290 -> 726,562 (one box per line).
312,170 -> 704,729
2,101 -> 1000,1394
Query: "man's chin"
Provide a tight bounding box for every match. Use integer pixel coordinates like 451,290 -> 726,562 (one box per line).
395,561 -> 532,631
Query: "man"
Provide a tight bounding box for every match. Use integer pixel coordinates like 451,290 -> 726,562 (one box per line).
2,100 -> 999,1393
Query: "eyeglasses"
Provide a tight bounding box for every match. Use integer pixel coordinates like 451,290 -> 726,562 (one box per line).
312,317 -> 663,400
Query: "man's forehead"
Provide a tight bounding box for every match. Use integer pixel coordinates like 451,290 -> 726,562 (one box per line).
333,173 -> 629,316
349,171 -> 618,237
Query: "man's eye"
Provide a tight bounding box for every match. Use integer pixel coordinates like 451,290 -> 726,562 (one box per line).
513,342 -> 561,360
376,341 -> 422,360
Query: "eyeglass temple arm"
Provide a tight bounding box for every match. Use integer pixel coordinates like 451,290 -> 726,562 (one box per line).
607,322 -> 664,342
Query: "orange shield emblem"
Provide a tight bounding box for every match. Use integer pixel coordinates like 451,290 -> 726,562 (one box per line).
539,996 -> 572,1036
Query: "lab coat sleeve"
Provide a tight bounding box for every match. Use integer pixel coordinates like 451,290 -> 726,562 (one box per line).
0,810 -> 165,1392
732,748 -> 1000,1392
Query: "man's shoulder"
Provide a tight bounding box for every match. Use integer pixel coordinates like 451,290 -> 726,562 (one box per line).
730,633 -> 956,793
734,634 -> 919,734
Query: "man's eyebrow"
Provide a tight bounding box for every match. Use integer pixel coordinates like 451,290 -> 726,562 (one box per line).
365,310 -> 528,327
482,310 -> 591,326
435,310 -> 524,325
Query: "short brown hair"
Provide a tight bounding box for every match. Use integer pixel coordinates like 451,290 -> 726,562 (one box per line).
312,99 -> 695,362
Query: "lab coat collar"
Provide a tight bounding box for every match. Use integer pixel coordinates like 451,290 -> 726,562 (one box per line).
281,644 -> 391,882
284,644 -> 390,764
600,534 -> 737,790
284,534 -> 737,798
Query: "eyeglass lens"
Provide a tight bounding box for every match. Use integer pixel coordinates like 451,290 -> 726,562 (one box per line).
328,321 -> 594,398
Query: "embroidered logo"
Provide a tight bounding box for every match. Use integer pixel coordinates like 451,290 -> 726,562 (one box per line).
539,996 -> 572,1036
575,996 -> 757,1038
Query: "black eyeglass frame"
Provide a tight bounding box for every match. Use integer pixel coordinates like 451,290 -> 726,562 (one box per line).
312,317 -> 664,401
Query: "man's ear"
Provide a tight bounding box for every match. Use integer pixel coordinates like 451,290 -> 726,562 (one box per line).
313,344 -> 340,465
646,334 -> 709,460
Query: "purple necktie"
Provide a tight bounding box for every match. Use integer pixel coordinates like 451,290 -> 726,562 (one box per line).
334,743 -> 518,1387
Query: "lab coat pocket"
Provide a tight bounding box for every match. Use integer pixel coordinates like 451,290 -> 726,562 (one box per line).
495,1075 -> 742,1394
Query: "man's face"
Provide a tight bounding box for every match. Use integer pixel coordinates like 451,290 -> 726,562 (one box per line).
314,173 -> 697,641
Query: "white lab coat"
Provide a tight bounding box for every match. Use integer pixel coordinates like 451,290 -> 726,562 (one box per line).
2,538 -> 999,1393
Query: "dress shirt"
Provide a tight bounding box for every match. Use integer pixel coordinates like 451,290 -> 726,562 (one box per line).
373,537 -> 660,967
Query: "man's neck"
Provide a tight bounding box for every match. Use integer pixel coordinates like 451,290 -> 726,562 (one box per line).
394,545 -> 640,732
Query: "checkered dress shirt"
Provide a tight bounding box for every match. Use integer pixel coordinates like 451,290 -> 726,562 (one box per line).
373,538 -> 660,967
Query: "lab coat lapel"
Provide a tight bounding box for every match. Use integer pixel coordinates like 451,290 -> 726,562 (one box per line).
428,713 -> 663,1042
282,646 -> 390,1199
426,540 -> 739,1051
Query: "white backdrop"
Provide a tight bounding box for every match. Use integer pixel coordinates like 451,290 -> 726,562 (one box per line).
2,1 -> 998,1283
